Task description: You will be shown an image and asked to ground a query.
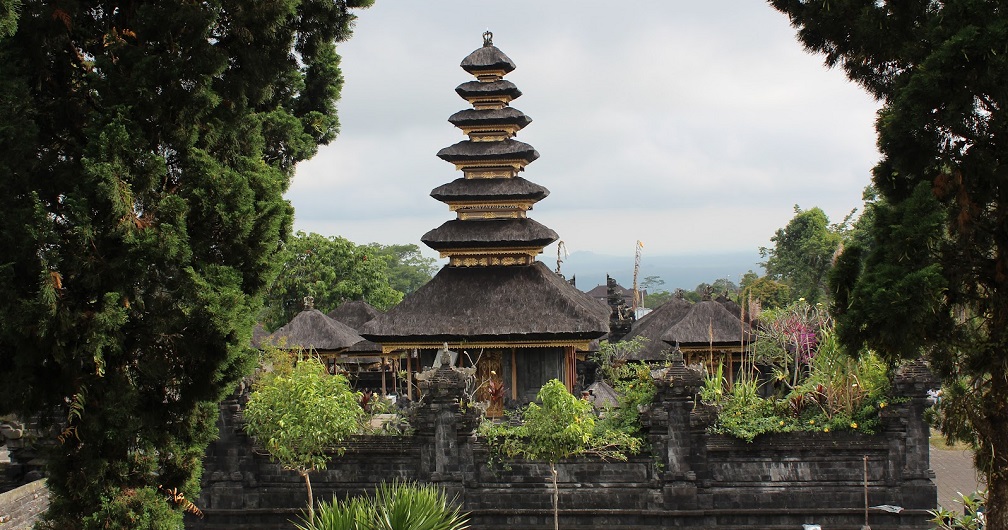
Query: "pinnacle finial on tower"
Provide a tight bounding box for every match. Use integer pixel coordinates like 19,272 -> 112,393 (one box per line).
483,30 -> 493,47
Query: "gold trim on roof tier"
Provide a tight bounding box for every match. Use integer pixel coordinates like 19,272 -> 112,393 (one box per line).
453,159 -> 528,173
449,200 -> 534,211
440,247 -> 545,267
476,71 -> 506,82
457,209 -> 525,220
464,167 -> 517,179
469,99 -> 509,110
469,134 -> 510,143
379,339 -> 595,355
460,124 -> 522,139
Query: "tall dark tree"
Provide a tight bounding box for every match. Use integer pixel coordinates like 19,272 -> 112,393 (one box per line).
770,1 -> 1008,525
0,0 -> 371,527
760,205 -> 845,303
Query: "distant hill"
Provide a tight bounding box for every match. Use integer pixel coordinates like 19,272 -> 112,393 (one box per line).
558,250 -> 763,293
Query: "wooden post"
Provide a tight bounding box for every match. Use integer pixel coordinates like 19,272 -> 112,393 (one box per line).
381,355 -> 387,396
511,347 -> 518,401
406,350 -> 413,400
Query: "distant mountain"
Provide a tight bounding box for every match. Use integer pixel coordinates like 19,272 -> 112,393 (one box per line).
558,250 -> 763,292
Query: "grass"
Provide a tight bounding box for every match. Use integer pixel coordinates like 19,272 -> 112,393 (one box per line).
929,428 -> 971,451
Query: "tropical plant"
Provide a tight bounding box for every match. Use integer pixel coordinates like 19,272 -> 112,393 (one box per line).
596,362 -> 656,442
479,379 -> 640,530
295,480 -> 469,530
243,350 -> 365,519
929,490 -> 987,530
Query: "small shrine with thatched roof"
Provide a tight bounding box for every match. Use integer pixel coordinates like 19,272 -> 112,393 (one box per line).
264,297 -> 367,373
361,32 -> 609,404
660,294 -> 753,385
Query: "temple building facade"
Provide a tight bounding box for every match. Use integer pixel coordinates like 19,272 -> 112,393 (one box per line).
361,32 -> 609,403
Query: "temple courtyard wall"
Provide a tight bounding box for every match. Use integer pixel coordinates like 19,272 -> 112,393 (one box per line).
188,364 -> 936,529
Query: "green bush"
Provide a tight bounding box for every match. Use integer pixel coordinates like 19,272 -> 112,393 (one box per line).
78,487 -> 182,530
295,481 -> 468,530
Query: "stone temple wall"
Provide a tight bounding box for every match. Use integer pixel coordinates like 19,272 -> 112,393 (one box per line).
0,480 -> 49,530
188,361 -> 937,530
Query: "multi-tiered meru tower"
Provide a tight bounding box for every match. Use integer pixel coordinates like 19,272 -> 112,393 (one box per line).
361,33 -> 608,403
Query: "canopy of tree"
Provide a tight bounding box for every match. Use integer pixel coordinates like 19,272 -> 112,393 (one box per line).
771,1 -> 1008,526
760,206 -> 845,304
261,232 -> 408,330
0,0 -> 371,527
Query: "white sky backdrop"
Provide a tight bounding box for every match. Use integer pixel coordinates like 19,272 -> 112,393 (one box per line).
289,1 -> 881,264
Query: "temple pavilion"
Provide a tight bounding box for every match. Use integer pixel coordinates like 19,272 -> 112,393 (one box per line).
361,32 -> 609,403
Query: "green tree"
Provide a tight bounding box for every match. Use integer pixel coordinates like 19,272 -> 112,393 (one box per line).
365,243 -> 438,295
0,0 -> 371,527
740,276 -> 792,311
244,351 -> 365,520
643,290 -> 672,309
770,1 -> 1008,525
262,232 -> 404,330
480,380 -> 639,530
760,206 -> 845,304
639,275 -> 665,293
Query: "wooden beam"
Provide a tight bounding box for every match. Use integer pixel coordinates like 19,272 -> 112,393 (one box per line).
511,347 -> 517,401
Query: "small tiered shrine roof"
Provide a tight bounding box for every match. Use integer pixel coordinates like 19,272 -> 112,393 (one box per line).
361,32 -> 609,352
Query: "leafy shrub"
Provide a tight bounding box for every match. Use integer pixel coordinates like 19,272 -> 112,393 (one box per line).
596,362 -> 655,441
78,487 -> 182,530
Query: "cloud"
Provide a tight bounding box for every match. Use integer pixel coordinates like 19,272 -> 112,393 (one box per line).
290,1 -> 881,256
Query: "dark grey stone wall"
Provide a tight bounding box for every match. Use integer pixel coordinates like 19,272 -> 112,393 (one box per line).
189,361 -> 937,530
0,480 -> 49,530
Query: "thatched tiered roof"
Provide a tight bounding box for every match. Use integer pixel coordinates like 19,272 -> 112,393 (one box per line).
360,261 -> 609,349
267,308 -> 365,351
421,218 -> 558,250
430,177 -> 548,203
455,80 -> 521,100
620,297 -> 693,361
436,138 -> 539,164
327,300 -> 384,355
363,33 -> 609,354
460,36 -> 516,74
661,300 -> 752,348
327,300 -> 382,331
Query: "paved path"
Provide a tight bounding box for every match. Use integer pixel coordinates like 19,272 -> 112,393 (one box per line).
931,445 -> 982,512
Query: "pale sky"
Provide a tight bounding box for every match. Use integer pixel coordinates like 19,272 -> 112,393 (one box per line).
289,1 -> 881,263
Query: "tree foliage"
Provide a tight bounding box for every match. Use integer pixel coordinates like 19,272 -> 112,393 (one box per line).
479,380 -> 639,530
760,206 -> 845,304
365,243 -> 438,295
261,232 -> 404,330
0,0 -> 371,526
244,350 -> 365,519
770,0 -> 1008,526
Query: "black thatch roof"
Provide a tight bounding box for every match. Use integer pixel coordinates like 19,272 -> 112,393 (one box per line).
660,300 -> 752,347
448,108 -> 532,129
421,218 -> 558,250
430,177 -> 549,203
461,42 -> 516,75
251,322 -> 270,349
585,282 -> 632,299
437,139 -> 539,164
267,308 -> 365,351
360,261 -> 610,344
620,297 -> 693,361
327,299 -> 382,331
347,338 -> 383,354
455,80 -> 521,100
